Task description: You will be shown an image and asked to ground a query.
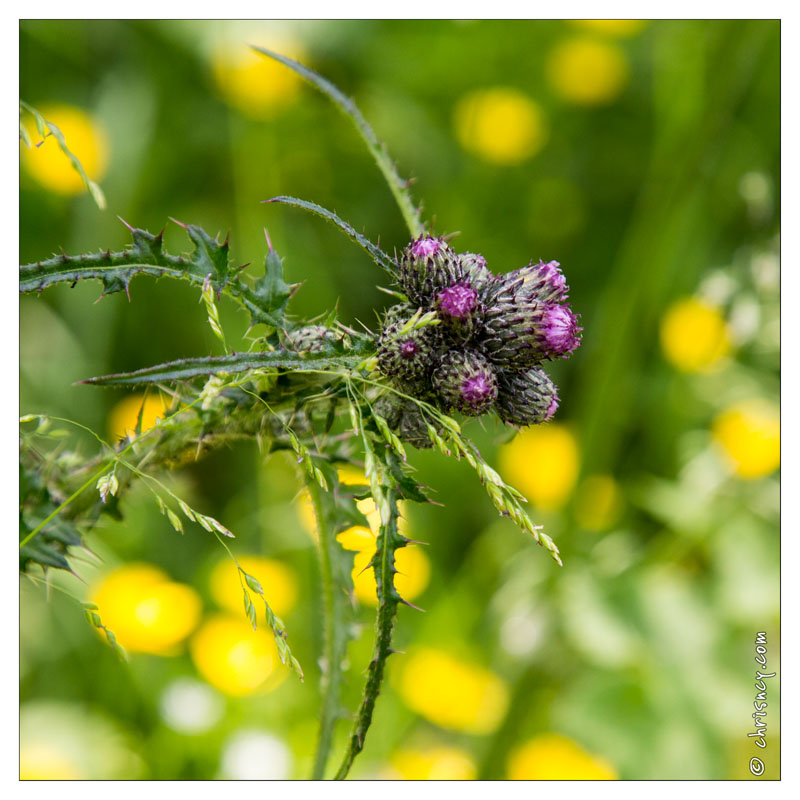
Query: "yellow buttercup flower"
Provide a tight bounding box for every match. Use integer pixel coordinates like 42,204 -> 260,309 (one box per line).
546,37 -> 629,105
569,20 -> 648,38
660,297 -> 731,373
212,40 -> 305,117
391,746 -> 477,780
20,745 -> 81,780
190,614 -> 284,696
21,104 -> 109,195
508,734 -> 617,779
574,474 -> 623,530
90,564 -> 202,655
394,647 -> 509,734
454,87 -> 548,165
712,400 -> 780,479
209,556 -> 298,618
498,424 -> 579,510
338,525 -> 430,606
108,392 -> 170,442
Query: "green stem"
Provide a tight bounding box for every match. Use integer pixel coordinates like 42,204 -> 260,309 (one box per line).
308,477 -> 346,780
334,446 -> 403,780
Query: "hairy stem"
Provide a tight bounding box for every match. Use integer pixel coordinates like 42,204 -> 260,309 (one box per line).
308,477 -> 348,780
334,449 -> 403,780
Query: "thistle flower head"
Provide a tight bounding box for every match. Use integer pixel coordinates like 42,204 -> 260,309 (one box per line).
386,239 -> 579,425
484,259 -> 569,306
495,367 -> 560,426
483,300 -> 582,366
409,236 -> 442,259
377,307 -> 441,382
540,303 -> 582,356
399,235 -> 460,303
434,281 -> 482,341
433,349 -> 498,416
285,324 -> 340,354
437,283 -> 477,319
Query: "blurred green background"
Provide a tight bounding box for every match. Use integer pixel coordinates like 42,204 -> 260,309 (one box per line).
19,19 -> 779,780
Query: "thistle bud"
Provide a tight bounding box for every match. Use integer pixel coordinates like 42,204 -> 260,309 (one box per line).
495,261 -> 569,303
374,393 -> 436,449
285,325 -> 340,354
433,349 -> 498,416
435,282 -> 480,340
399,235 -> 460,302
458,252 -> 495,293
495,367 -> 559,426
377,310 -> 440,382
485,259 -> 569,306
483,300 -> 582,367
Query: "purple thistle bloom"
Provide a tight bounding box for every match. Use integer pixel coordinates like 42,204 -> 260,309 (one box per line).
483,259 -> 569,307
399,236 -> 460,302
409,236 -> 443,258
535,260 -> 568,302
540,304 -> 582,357
546,396 -> 559,420
461,373 -> 495,410
400,340 -> 419,359
376,305 -> 441,383
437,283 -> 478,320
432,350 -> 498,416
483,294 -> 582,366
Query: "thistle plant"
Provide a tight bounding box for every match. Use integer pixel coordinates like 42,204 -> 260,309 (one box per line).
19,47 -> 581,779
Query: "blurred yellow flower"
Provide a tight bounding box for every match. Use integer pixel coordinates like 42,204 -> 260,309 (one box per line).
498,424 -> 580,510
20,745 -> 81,780
574,474 -> 623,530
190,614 -> 283,696
454,87 -> 548,165
660,297 -> 731,373
336,524 -> 375,552
391,746 -> 477,780
20,701 -> 144,779
212,40 -> 305,117
90,564 -> 202,655
546,37 -> 629,105
394,647 -> 509,734
507,733 -> 617,779
297,466 -> 409,540
21,104 -> 109,195
209,555 -> 298,618
337,464 -> 368,486
569,20 -> 648,38
108,392 -> 170,442
338,525 -> 430,606
712,400 -> 780,479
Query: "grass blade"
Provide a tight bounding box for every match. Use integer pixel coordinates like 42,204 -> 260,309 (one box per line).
20,100 -> 107,210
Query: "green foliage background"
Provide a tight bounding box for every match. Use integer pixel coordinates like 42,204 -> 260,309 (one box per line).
20,20 -> 779,780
